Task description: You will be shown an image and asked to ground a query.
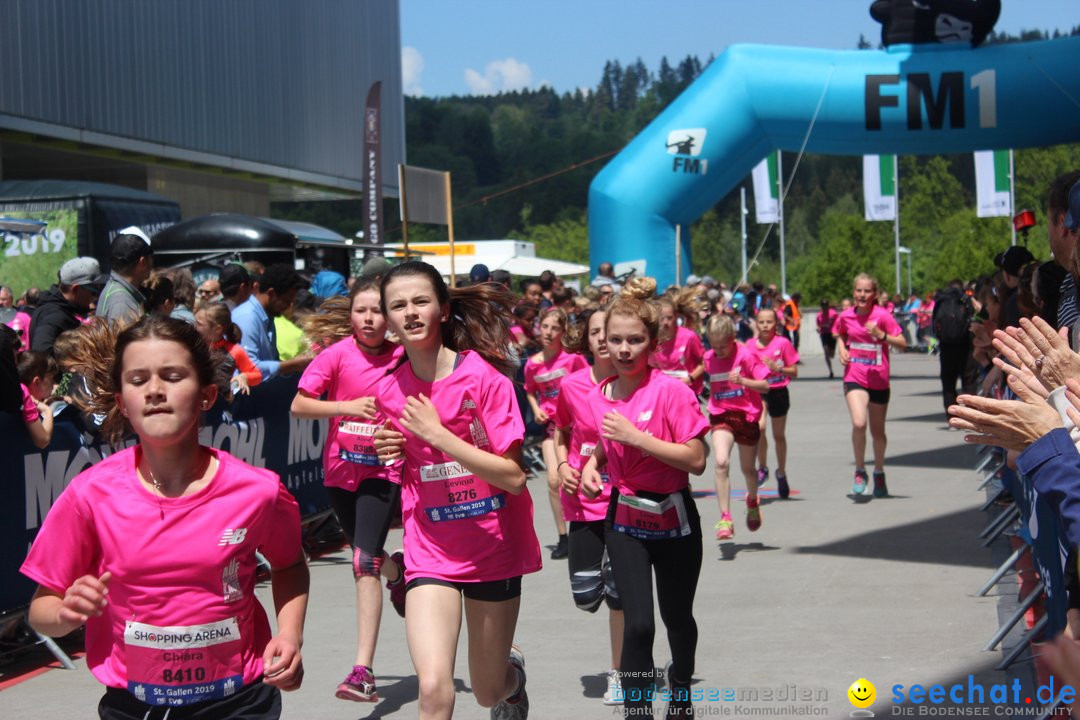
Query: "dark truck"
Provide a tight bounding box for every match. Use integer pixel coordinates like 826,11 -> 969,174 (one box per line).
0,179 -> 180,294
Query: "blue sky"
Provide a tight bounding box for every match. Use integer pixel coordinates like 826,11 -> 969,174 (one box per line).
401,0 -> 1077,97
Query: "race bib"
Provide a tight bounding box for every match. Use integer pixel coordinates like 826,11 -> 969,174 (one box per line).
124,618 -> 243,706
534,368 -> 568,384
767,374 -> 785,386
420,461 -> 505,522
663,369 -> 690,380
709,372 -> 743,399
849,342 -> 882,366
613,492 -> 691,540
338,420 -> 381,466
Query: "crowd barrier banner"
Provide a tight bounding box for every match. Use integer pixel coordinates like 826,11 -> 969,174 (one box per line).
2,374 -> 329,616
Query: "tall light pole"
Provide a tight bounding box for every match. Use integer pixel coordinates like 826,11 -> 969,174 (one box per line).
897,246 -> 912,297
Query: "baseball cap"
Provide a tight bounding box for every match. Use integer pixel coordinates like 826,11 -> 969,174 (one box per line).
469,263 -> 491,283
1065,179 -> 1080,231
218,264 -> 250,294
117,226 -> 152,245
111,233 -> 153,266
685,274 -> 701,286
361,256 -> 392,278
59,257 -> 102,286
994,245 -> 1035,276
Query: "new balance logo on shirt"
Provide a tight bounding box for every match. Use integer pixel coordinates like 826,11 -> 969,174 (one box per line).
218,528 -> 248,546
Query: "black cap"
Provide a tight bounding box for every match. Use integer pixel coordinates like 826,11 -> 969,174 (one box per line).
110,233 -> 153,267
994,246 -> 1035,277
218,264 -> 250,294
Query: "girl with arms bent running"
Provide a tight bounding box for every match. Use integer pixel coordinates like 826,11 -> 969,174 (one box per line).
373,261 -> 540,720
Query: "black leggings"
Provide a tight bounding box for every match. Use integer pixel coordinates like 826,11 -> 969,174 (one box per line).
568,520 -> 621,612
327,478 -> 401,575
605,488 -> 702,717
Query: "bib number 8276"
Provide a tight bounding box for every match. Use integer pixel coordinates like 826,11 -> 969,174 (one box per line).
448,489 -> 477,503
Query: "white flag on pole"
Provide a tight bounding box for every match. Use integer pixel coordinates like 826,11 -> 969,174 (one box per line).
974,150 -> 1011,218
863,154 -> 897,222
751,152 -> 779,224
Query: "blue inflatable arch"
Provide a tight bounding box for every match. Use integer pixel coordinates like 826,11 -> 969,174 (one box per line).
588,36 -> 1080,289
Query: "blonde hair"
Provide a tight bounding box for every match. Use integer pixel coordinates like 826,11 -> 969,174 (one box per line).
607,276 -> 660,340
706,313 -> 736,344
299,295 -> 353,351
854,273 -> 879,295
661,285 -> 706,332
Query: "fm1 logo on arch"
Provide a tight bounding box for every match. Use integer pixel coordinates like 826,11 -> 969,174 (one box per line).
865,69 -> 997,131
666,128 -> 708,176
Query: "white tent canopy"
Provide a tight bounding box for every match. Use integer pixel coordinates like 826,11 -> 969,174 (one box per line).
385,239 -> 588,278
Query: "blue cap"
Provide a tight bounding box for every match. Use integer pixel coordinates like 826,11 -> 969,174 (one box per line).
1066,179 -> 1080,231
469,264 -> 490,283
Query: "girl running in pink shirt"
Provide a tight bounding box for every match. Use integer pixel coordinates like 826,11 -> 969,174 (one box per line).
653,289 -> 706,396
578,277 -> 709,720
835,273 -> 906,498
372,261 -> 540,720
22,315 -> 308,720
523,307 -> 588,560
290,276 -> 406,703
750,308 -> 800,499
704,314 -> 771,539
553,305 -> 624,707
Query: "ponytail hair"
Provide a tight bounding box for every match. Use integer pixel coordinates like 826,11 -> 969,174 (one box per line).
607,275 -> 660,341
199,302 -> 243,345
381,261 -> 516,376
562,304 -> 603,357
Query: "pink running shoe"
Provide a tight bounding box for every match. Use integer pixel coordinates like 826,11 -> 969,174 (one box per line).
336,664 -> 378,702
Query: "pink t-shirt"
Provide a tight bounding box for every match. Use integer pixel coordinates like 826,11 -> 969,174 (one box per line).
377,350 -> 542,584
834,305 -> 902,390
20,447 -> 302,704
20,383 -> 39,423
297,337 -> 403,490
523,349 -> 588,419
551,367 -> 614,523
651,326 -> 705,394
704,342 -> 770,422
750,334 -> 800,390
817,308 -> 838,334
588,368 -> 710,496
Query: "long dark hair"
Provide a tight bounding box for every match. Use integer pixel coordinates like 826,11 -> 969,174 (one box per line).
380,261 -> 516,375
73,315 -> 216,443
0,325 -> 23,414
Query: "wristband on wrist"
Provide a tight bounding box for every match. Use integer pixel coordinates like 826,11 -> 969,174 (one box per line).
557,460 -> 568,471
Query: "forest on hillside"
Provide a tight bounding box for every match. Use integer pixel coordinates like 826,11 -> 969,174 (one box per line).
275,27 -> 1080,299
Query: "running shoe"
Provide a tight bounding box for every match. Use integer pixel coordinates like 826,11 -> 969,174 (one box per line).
745,497 -> 762,532
756,466 -> 769,487
776,472 -> 790,500
550,535 -> 568,560
386,550 -> 407,618
491,645 -> 528,720
714,514 -> 734,540
336,664 -> 378,702
603,668 -> 623,706
873,471 -> 888,498
852,469 -> 869,496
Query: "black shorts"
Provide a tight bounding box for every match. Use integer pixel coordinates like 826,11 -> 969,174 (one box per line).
98,682 -> 280,720
764,387 -> 791,418
406,575 -> 522,602
844,381 -> 891,405
820,333 -> 837,351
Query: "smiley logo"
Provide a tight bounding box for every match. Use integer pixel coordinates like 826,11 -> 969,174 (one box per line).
848,678 -> 876,708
